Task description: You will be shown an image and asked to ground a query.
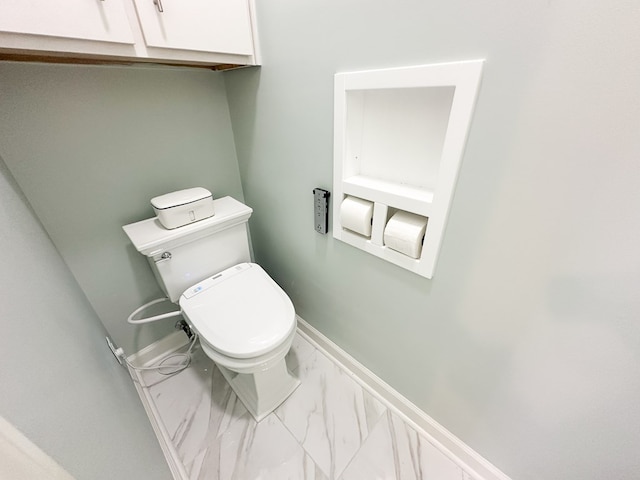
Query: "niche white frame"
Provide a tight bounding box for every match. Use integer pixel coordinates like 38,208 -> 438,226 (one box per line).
333,60 -> 484,278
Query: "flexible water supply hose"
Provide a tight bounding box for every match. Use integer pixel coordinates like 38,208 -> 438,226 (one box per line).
127,297 -> 182,324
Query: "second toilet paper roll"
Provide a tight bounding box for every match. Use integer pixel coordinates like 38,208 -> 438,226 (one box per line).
384,210 -> 428,258
340,196 -> 374,237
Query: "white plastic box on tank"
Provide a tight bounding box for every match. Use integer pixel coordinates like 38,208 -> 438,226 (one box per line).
151,187 -> 215,230
333,60 -> 484,278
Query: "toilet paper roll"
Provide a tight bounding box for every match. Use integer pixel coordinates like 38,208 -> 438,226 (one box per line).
383,211 -> 428,259
340,196 -> 374,237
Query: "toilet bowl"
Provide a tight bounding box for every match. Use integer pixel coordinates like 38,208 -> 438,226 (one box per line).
179,262 -> 300,421
123,196 -> 300,422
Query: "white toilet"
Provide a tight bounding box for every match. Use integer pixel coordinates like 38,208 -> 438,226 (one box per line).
123,196 -> 300,421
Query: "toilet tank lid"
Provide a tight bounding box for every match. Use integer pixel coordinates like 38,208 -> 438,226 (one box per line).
122,196 -> 252,256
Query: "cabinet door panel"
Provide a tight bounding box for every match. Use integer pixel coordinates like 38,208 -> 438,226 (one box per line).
133,0 -> 253,55
0,0 -> 135,44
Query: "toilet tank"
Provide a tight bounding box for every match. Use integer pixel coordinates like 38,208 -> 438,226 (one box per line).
123,196 -> 253,303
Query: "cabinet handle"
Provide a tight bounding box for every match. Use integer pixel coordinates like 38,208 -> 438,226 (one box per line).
153,0 -> 164,12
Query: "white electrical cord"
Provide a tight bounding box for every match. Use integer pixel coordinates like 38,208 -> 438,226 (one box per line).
121,298 -> 197,386
115,332 -> 199,386
127,297 -> 183,324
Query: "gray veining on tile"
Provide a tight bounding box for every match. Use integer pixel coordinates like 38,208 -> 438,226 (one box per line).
275,349 -> 387,479
340,410 -> 463,480
139,332 -> 473,480
196,413 -> 328,480
147,346 -> 249,476
287,332 -> 317,372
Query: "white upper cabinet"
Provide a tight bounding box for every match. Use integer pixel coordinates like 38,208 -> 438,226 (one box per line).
133,0 -> 254,55
0,0 -> 258,67
0,0 -> 135,45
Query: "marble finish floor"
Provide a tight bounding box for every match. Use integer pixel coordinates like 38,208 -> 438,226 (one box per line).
139,332 -> 472,480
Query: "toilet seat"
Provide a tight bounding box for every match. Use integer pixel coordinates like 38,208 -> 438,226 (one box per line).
179,263 -> 296,359
198,328 -> 297,374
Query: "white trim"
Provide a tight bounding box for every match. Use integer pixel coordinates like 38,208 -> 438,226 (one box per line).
333,60 -> 485,279
246,0 -> 261,65
129,321 -> 511,480
127,332 -> 190,480
296,316 -> 512,480
127,331 -> 187,367
0,416 -> 75,480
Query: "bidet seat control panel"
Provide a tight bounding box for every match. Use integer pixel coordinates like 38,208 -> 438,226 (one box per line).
182,263 -> 251,299
313,188 -> 330,234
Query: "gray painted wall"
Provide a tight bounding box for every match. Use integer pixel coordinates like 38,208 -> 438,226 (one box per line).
224,1 -> 640,479
0,157 -> 171,479
0,2 -> 638,479
0,62 -> 244,354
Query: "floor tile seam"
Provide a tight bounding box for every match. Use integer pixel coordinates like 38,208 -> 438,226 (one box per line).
296,323 -> 514,480
290,340 -> 319,377
272,409 -> 330,479
333,425 -> 378,480
147,334 -> 321,479
337,408 -> 410,480
290,335 -> 320,373
281,337 -> 325,474
295,326 -> 472,475
287,339 -> 384,468
277,343 -> 351,479
274,408 -> 333,480
289,332 -> 393,480
295,327 -> 392,424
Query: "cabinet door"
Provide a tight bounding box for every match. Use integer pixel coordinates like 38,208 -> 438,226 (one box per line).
132,0 -> 253,55
0,0 -> 134,44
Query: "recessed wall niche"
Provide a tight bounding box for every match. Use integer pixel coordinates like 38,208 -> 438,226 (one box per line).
333,60 -> 484,278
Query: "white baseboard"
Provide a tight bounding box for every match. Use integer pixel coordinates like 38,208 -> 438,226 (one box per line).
127,332 -> 190,480
296,316 -> 511,480
127,331 -> 187,367
129,321 -> 511,480
0,416 -> 75,480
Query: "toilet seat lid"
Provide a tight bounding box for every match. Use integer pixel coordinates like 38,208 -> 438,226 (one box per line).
179,263 -> 295,359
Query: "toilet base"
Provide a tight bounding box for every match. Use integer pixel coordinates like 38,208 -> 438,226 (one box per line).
218,359 -> 300,422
